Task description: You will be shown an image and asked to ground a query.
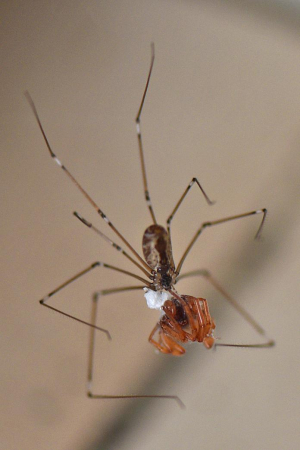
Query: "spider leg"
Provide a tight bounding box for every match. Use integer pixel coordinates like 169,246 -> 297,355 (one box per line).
193,297 -> 215,348
26,91 -> 150,272
74,211 -> 151,277
149,322 -> 186,356
39,261 -> 150,335
161,331 -> 186,356
176,208 -> 267,274
167,290 -> 199,341
88,287 -> 184,407
149,323 -> 172,354
135,44 -> 157,224
177,269 -> 274,348
166,177 -> 214,243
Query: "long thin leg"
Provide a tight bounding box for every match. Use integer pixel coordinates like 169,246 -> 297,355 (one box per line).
87,285 -> 184,408
40,261 -> 151,334
166,177 -> 215,240
177,269 -> 274,348
25,92 -> 150,273
136,43 -> 157,224
176,208 -> 267,274
73,211 -> 151,278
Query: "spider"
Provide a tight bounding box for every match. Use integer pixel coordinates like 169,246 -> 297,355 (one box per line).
26,44 -> 274,407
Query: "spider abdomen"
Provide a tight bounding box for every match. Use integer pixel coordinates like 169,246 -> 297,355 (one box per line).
142,224 -> 174,270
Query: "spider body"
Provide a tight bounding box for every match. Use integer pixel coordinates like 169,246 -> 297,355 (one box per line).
142,224 -> 176,291
142,224 -> 216,354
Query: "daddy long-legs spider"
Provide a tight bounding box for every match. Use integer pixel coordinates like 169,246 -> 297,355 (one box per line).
26,44 -> 274,407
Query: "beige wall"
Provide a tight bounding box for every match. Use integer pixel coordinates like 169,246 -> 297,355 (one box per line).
1,1 -> 300,449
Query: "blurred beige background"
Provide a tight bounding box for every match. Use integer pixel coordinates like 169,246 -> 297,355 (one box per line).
1,1 -> 300,449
